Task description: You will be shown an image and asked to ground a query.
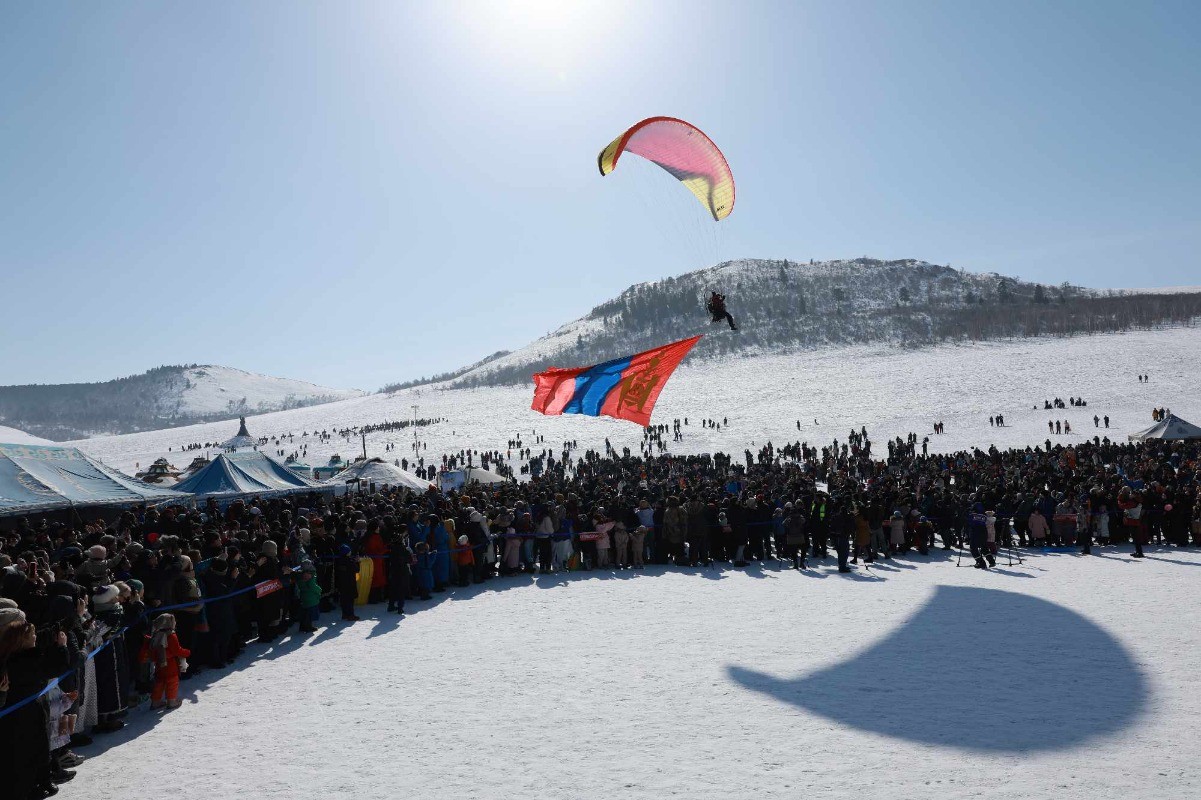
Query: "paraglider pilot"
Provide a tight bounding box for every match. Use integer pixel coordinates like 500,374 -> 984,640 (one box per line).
707,291 -> 737,330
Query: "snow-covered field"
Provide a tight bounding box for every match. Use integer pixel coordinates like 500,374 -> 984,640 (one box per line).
70,547 -> 1200,799
61,326 -> 1201,476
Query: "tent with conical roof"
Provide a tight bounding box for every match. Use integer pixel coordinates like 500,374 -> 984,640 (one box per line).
0,443 -> 188,516
1127,413 -> 1201,442
327,458 -> 437,493
171,451 -> 325,499
218,416 -> 258,451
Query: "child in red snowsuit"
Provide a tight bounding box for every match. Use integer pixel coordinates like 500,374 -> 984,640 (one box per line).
140,613 -> 191,709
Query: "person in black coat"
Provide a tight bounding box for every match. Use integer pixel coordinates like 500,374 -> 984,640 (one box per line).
386,534 -> 413,615
200,559 -> 236,667
334,545 -> 360,622
0,619 -> 70,800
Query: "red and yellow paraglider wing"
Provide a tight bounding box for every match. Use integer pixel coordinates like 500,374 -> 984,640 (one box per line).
597,117 -> 734,221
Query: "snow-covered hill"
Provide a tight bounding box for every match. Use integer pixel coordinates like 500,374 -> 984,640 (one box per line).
169,365 -> 364,416
429,258 -> 1201,389
0,365 -> 364,440
72,326 -> 1201,477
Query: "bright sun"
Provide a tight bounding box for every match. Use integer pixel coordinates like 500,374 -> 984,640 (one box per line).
445,0 -> 625,82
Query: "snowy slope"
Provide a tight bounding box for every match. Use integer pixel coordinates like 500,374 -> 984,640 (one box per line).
73,326 -> 1201,476
67,548 -> 1200,799
170,365 -> 364,416
0,424 -> 51,445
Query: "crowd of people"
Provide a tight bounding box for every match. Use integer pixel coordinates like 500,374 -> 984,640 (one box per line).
2,430 -> 1200,798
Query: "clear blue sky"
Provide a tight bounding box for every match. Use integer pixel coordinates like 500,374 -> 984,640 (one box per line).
2,1 -> 1198,390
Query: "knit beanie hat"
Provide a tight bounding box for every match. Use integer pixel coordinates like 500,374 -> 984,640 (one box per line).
0,607 -> 26,630
0,597 -> 18,610
88,544 -> 107,560
127,579 -> 144,594
92,584 -> 120,606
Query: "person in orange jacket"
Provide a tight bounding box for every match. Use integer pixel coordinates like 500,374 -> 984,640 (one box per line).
454,534 -> 474,587
140,613 -> 191,710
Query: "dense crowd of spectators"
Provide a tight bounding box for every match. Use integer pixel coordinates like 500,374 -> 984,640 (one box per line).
2,431 -> 1199,798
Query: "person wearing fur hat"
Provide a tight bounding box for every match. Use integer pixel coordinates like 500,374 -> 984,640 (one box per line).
73,544 -> 117,591
90,584 -> 128,733
139,614 -> 190,710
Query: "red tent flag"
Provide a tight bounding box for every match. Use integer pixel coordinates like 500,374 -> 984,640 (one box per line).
531,336 -> 702,427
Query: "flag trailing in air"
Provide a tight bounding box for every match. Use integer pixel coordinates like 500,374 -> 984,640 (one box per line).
531,336 -> 702,427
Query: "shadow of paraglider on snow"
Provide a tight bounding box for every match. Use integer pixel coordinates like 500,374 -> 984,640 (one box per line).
727,585 -> 1148,753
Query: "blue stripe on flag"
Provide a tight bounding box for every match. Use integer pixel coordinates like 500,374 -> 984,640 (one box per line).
564,356 -> 631,416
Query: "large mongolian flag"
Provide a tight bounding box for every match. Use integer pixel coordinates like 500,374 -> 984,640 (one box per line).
531,336 -> 702,427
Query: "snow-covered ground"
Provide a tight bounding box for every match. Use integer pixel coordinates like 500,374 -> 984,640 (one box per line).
0,424 -> 51,445
69,547 -> 1200,799
61,326 -> 1201,476
170,365 -> 364,416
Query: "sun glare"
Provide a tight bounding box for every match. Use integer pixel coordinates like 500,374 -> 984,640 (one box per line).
446,0 -> 626,83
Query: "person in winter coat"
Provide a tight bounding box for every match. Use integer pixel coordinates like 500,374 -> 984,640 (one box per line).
412,540 -> 435,601
1028,507 -> 1049,544
90,584 -> 128,732
454,534 -> 475,586
785,503 -> 808,570
140,614 -> 190,710
915,516 -> 935,556
831,504 -> 852,572
200,559 -> 236,667
685,497 -> 709,567
1,616 -> 70,799
254,542 -> 284,642
661,496 -> 688,565
333,545 -> 361,621
386,534 -> 413,615
889,510 -> 906,555
967,503 -> 992,569
809,495 -> 830,559
295,564 -> 323,632
430,516 -> 451,590
361,524 -> 389,604
850,505 -> 871,564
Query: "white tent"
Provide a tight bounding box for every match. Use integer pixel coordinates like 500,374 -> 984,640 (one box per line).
218,416 -> 258,451
328,458 -> 437,493
1128,413 -> 1201,441
440,465 -> 511,492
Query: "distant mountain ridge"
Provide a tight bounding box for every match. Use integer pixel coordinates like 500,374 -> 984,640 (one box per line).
0,365 -> 364,441
421,257 -> 1201,389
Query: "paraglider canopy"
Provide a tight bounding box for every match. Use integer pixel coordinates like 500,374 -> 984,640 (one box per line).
598,116 -> 734,221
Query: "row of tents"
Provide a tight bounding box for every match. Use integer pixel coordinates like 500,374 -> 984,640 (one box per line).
0,444 -> 509,518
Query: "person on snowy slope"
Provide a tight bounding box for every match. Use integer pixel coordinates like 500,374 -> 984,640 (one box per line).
967,503 -> 991,569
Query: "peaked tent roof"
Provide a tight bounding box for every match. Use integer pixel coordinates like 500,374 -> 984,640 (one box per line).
218,416 -> 258,451
328,458 -> 437,493
0,443 -> 188,516
1127,413 -> 1201,441
171,451 -> 323,499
